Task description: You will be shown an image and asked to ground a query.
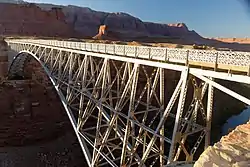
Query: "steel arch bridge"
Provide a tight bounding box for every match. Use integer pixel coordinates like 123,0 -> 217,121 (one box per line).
6,39 -> 250,167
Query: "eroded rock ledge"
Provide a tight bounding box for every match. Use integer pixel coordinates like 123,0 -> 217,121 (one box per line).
194,121 -> 250,167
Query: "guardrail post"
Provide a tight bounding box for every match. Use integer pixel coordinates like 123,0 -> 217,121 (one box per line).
165,48 -> 168,62
205,80 -> 214,149
215,52 -> 218,71
149,47 -> 151,59
248,65 -> 250,76
185,50 -> 189,66
135,46 -> 137,58
124,45 -> 126,55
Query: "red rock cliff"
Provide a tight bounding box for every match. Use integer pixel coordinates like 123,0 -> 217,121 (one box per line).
0,2 -> 202,41
0,3 -> 76,37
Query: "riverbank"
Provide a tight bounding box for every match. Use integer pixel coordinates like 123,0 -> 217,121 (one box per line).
222,107 -> 250,135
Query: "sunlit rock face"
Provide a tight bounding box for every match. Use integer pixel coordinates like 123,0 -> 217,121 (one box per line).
0,1 -> 201,40
194,121 -> 250,167
0,3 -> 76,37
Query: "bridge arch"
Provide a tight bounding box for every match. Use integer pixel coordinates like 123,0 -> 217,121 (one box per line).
8,50 -> 92,166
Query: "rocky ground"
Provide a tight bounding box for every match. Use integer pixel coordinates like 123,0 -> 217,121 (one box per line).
0,80 -> 87,166
0,132 -> 86,167
0,46 -> 86,166
194,121 -> 250,167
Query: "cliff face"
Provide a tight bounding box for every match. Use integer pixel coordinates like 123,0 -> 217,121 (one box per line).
60,5 -> 198,39
0,58 -> 72,147
0,3 -> 76,37
0,2 -> 201,40
194,121 -> 250,167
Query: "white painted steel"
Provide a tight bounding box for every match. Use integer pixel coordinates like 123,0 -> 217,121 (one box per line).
7,39 -> 250,69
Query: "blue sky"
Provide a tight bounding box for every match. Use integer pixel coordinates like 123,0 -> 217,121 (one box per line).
25,0 -> 250,38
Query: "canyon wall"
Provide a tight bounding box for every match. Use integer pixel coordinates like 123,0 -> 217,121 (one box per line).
0,3 -> 76,38
0,1 -> 201,41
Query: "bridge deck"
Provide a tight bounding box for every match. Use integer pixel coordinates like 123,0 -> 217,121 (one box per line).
7,39 -> 250,75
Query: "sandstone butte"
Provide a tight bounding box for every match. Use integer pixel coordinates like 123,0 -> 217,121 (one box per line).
194,121 -> 250,167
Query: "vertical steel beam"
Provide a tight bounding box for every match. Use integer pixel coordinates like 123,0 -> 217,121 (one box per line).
174,81 -> 208,161
205,80 -> 214,149
159,68 -> 165,166
66,53 -> 75,101
77,56 -> 89,126
168,68 -> 189,163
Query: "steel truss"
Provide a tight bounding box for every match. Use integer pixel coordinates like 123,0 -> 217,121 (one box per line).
7,41 -> 250,167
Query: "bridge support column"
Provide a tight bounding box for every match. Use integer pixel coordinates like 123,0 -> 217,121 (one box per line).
160,68 -> 165,167
168,68 -> 189,163
205,78 -> 214,149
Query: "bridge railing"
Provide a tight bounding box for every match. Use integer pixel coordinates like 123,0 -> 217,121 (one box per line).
8,39 -> 250,70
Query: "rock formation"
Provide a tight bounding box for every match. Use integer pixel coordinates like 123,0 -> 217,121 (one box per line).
0,3 -> 76,37
194,121 -> 250,167
0,58 -> 71,146
0,1 -> 202,41
93,25 -> 109,40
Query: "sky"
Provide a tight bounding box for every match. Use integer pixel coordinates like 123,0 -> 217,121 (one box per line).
25,0 -> 250,38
